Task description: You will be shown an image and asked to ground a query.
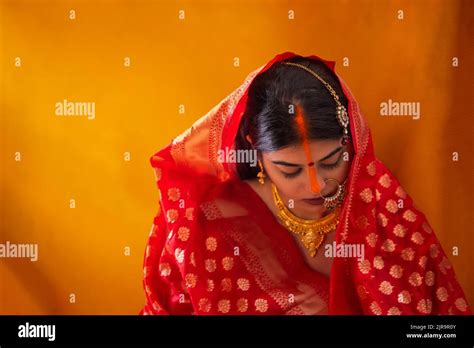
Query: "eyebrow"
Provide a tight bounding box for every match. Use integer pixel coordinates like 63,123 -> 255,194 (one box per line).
271,146 -> 343,167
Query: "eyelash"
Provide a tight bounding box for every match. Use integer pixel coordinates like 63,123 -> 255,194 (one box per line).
282,168 -> 303,178
320,156 -> 343,170
282,155 -> 343,178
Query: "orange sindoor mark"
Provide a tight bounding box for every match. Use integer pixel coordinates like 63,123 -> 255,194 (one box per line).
294,104 -> 320,193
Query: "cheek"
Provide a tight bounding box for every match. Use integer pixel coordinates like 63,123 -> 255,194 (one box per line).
336,158 -> 352,181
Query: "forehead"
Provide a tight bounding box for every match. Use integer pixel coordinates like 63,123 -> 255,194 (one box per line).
266,139 -> 341,161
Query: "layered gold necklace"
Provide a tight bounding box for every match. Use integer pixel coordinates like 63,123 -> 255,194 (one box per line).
271,183 -> 341,257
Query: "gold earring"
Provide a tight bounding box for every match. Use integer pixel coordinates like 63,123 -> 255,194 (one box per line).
257,160 -> 266,185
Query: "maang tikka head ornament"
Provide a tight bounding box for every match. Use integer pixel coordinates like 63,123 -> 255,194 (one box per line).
281,61 -> 351,146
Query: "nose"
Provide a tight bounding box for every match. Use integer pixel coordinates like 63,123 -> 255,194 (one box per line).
304,172 -> 326,195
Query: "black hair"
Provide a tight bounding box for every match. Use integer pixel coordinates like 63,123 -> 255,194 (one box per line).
235,56 -> 350,180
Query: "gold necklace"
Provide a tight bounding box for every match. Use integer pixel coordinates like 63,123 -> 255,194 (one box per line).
271,183 -> 341,257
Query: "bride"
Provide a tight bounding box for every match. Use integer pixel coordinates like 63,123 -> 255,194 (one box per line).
140,52 -> 470,315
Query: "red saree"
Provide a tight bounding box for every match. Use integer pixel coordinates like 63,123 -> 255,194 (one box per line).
140,52 -> 471,315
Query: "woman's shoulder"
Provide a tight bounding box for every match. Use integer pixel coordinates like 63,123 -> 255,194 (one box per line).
198,178 -> 261,220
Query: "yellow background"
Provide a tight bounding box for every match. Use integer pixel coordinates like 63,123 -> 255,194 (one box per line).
0,0 -> 472,314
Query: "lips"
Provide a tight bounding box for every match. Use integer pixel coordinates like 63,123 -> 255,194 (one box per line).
302,197 -> 325,206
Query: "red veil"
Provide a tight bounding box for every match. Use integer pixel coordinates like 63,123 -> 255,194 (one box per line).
140,52 -> 470,315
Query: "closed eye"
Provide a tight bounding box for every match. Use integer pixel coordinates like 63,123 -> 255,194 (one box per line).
319,153 -> 343,170
282,154 -> 343,177
281,167 -> 303,178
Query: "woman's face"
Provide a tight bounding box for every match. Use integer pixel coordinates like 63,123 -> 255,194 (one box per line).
261,138 -> 354,218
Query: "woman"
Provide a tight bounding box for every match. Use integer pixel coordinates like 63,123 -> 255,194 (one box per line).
140,52 -> 470,315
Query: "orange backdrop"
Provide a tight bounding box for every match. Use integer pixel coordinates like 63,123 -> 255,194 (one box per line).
0,0 -> 472,314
